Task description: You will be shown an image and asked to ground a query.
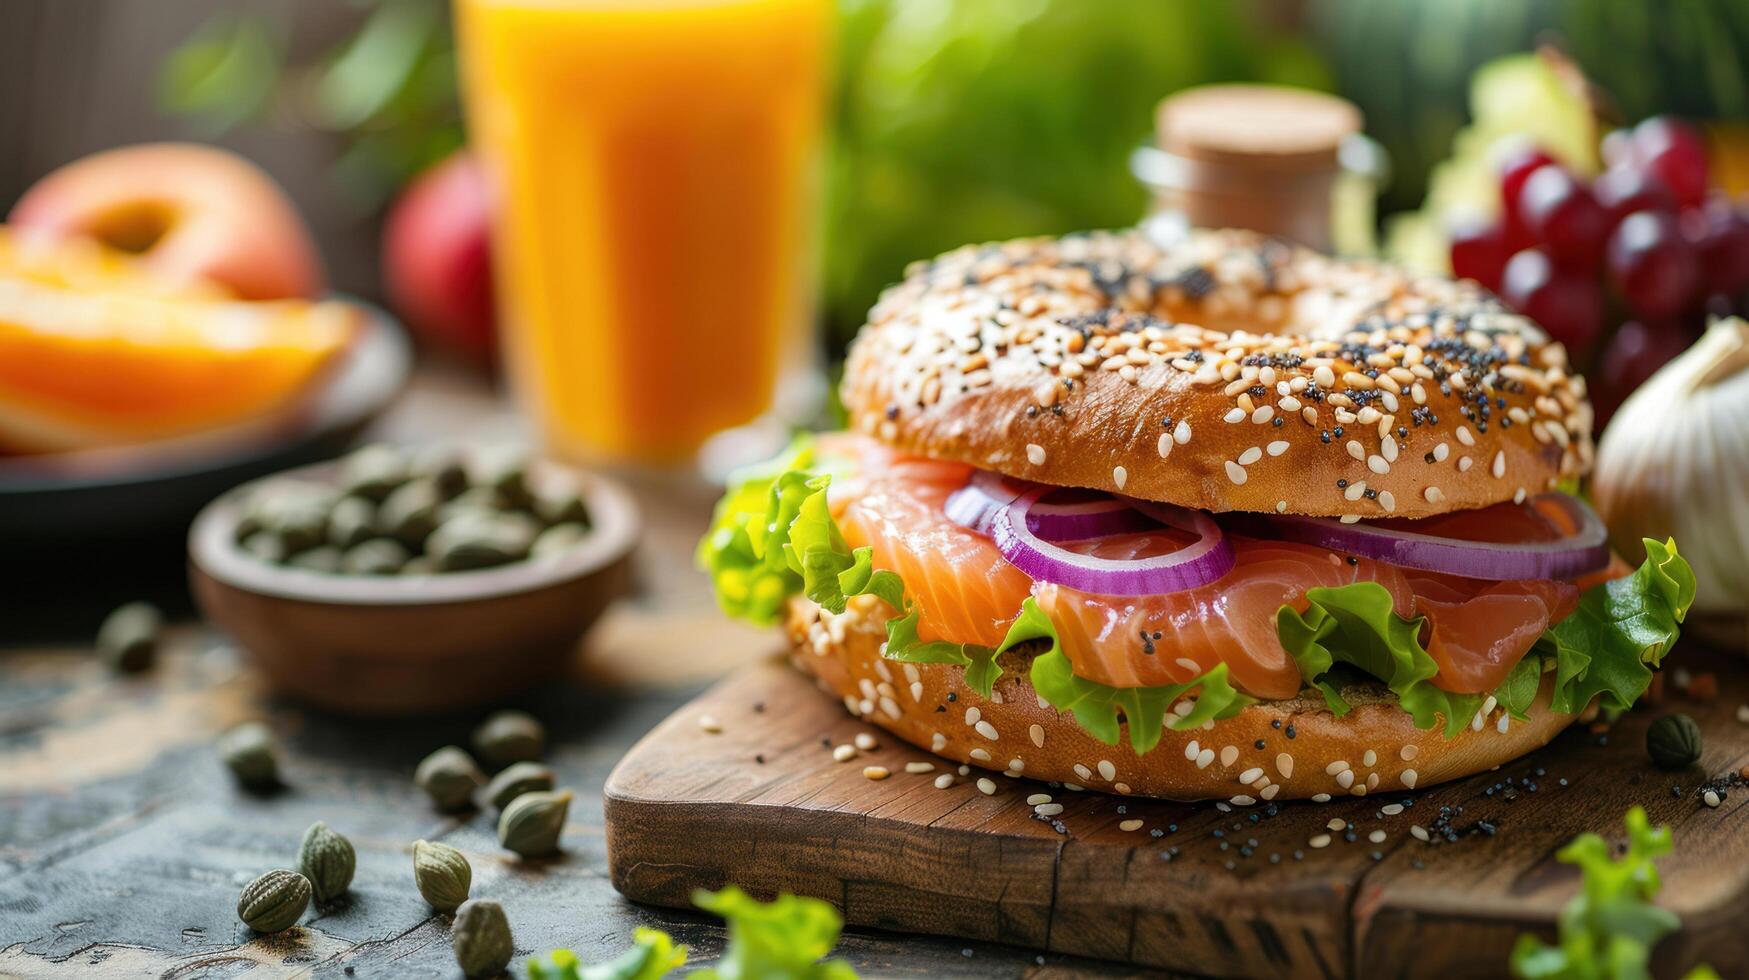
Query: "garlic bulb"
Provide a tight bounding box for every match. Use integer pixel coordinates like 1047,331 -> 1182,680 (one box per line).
1593,318 -> 1749,619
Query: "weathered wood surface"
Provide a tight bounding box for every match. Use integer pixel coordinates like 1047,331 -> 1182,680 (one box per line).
606,650 -> 1749,979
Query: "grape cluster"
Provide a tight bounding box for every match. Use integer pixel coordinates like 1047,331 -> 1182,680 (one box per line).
1448,117 -> 1749,422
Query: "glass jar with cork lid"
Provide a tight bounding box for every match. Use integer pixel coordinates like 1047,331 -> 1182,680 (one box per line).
1131,84 -> 1387,255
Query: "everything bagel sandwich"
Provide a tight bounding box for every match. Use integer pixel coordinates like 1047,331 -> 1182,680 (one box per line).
701,229 -> 1696,802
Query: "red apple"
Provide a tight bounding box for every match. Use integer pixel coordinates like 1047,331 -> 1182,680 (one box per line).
382,152 -> 496,363
9,142 -> 324,300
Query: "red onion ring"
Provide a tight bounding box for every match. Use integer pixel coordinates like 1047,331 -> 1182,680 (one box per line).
989,489 -> 1235,596
1261,493 -> 1610,581
945,470 -> 1162,542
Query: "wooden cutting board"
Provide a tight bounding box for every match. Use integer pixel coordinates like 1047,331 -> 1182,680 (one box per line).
604,648 -> 1749,978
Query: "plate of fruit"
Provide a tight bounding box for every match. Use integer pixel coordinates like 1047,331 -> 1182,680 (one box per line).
0,144 -> 412,543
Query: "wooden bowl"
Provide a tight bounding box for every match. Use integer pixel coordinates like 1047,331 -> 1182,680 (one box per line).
188,458 -> 639,715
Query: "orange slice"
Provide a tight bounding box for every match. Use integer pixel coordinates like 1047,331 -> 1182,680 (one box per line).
0,277 -> 359,453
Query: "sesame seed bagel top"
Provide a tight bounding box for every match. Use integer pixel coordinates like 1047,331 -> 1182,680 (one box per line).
842,228 -> 1594,519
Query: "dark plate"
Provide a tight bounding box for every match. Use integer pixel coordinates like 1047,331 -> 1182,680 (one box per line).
0,300 -> 412,544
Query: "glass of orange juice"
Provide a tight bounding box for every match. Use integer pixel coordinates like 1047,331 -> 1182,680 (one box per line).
454,0 -> 830,467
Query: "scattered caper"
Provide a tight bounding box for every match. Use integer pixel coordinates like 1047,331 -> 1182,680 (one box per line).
451,899 -> 513,978
1647,713 -> 1702,770
483,761 -> 555,810
498,789 -> 572,857
472,710 -> 544,768
411,446 -> 470,500
531,523 -> 589,560
340,444 -> 409,501
250,482 -> 334,552
532,485 -> 591,528
237,869 -> 310,933
413,839 -> 472,912
415,746 -> 485,812
470,447 -> 532,506
297,821 -> 356,903
96,601 -> 161,673
218,721 -> 280,791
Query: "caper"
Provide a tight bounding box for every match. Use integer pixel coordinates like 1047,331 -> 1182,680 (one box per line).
470,447 -> 532,506
342,539 -> 410,576
531,523 -> 589,560
378,478 -> 443,547
410,446 -> 470,500
532,484 -> 591,528
339,444 -> 409,502
96,601 -> 162,673
287,546 -> 343,574
428,513 -> 537,571
249,483 -> 334,553
242,531 -> 288,564
327,495 -> 378,549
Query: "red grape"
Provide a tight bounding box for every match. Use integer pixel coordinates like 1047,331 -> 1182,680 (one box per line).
1448,217 -> 1509,291
1594,318 -> 1699,426
1632,116 -> 1708,208
1517,165 -> 1608,267
1593,166 -> 1676,225
1607,211 -> 1699,319
1497,144 -> 1555,249
1500,248 -> 1605,354
1683,195 -> 1749,298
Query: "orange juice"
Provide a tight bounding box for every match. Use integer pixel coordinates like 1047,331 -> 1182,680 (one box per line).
455,0 -> 829,464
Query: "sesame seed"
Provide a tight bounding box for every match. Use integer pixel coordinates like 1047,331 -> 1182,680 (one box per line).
1220,745 -> 1239,767
1224,407 -> 1246,424
1457,425 -> 1476,446
698,714 -> 723,733
931,732 -> 948,752
1368,455 -> 1390,475
1705,790 -> 1721,808
1276,753 -> 1294,779
1368,830 -> 1387,844
965,706 -> 981,725
1362,749 -> 1377,767
1073,763 -> 1092,780
1251,405 -> 1274,424
1381,803 -> 1404,816
1225,461 -> 1248,485
1310,834 -> 1332,849
1026,443 -> 1047,466
1231,795 -> 1257,806
1457,456 -> 1473,472
1112,465 -> 1128,489
1327,818 -> 1346,831
863,766 -> 890,780
1029,724 -> 1046,747
1381,435 -> 1398,462
934,773 -> 955,789
1174,420 -> 1192,444
975,720 -> 1000,741
1097,759 -> 1117,782
1410,825 -> 1430,842
906,762 -> 936,773
1346,440 -> 1365,461
1196,748 -> 1215,769
832,744 -> 857,762
1402,769 -> 1418,789
1157,432 -> 1174,458
1026,793 -> 1052,805
1492,451 -> 1506,478
1326,760 -> 1350,775
1260,784 -> 1281,800
969,748 -> 991,762
1400,745 -> 1419,761
1432,442 -> 1449,462
1337,770 -> 1356,789
1311,793 -> 1331,803
976,778 -> 997,796
1378,490 -> 1396,513
1344,481 -> 1367,501
1120,819 -> 1144,832
1423,486 -> 1444,503
855,732 -> 878,751
1034,802 -> 1064,816
1238,446 -> 1263,466
1184,740 -> 1199,761
1314,365 -> 1336,388
1239,767 -> 1264,784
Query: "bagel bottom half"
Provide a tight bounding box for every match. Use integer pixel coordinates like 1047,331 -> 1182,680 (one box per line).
784,594 -> 1577,802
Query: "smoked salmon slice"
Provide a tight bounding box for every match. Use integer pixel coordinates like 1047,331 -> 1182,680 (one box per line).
822,435 -> 1585,701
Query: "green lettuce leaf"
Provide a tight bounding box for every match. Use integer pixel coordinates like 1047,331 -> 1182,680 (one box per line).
1276,582 -> 1483,738
995,598 -> 1253,754
1538,538 -> 1695,716
697,441 -> 821,627
1510,806 -> 1716,980
691,887 -> 858,980
526,928 -> 688,980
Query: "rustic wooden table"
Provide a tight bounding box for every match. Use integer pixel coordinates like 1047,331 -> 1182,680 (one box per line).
0,366 -> 1151,979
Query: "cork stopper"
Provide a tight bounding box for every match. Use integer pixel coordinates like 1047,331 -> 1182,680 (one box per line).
1157,84 -> 1360,174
